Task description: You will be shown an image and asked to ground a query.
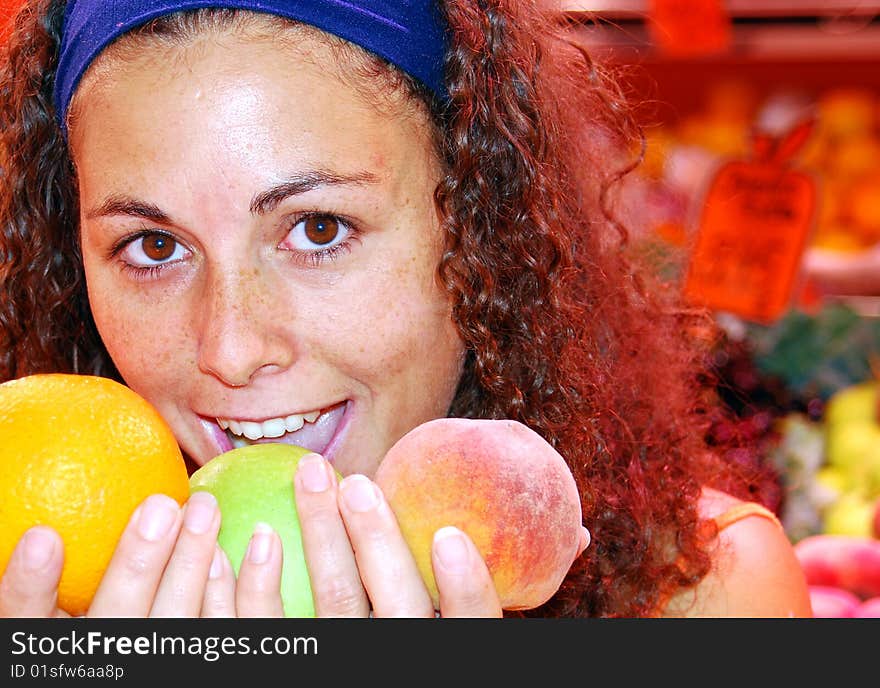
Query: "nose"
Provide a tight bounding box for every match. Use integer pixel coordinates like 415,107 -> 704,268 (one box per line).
196,266 -> 296,387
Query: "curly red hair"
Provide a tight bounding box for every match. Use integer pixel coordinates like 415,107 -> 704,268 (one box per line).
0,0 -> 761,616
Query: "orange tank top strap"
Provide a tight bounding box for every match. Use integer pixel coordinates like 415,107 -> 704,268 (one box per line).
712,500 -> 782,533
652,494 -> 783,617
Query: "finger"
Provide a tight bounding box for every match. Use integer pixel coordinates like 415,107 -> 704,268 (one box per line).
150,491 -> 221,617
432,526 -> 502,618
235,522 -> 284,617
295,454 -> 369,617
201,545 -> 236,618
0,526 -> 65,618
338,475 -> 434,618
88,494 -> 182,617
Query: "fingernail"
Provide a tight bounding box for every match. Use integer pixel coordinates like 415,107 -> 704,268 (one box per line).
22,527 -> 57,571
184,491 -> 218,535
135,494 -> 179,542
246,522 -> 275,565
340,475 -> 380,513
581,526 -> 591,551
209,545 -> 226,579
298,453 -> 330,493
433,526 -> 470,573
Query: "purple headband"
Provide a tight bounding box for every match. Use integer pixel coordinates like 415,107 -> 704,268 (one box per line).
53,0 -> 449,132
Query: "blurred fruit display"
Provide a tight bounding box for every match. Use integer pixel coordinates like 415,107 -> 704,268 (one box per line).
685,303 -> 880,614
794,534 -> 880,617
563,0 -> 880,617
704,304 -> 880,537
638,82 -> 880,259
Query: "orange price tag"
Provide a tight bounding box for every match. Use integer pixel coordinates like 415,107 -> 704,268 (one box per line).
649,0 -> 731,57
682,160 -> 816,324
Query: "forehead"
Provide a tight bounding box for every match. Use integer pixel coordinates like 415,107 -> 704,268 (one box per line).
67,23 -> 442,224
67,15 -> 432,158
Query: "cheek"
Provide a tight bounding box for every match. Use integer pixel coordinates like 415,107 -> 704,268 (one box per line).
85,270 -> 191,391
326,248 -> 462,391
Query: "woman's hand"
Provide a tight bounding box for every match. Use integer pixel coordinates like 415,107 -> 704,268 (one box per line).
0,525 -> 67,617
0,491 -> 285,618
2,452 -> 587,618
293,453 -> 504,617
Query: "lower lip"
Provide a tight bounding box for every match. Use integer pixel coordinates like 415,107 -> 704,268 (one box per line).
200,417 -> 234,456
315,400 -> 351,464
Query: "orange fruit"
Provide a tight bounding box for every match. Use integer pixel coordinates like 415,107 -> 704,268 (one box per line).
0,374 -> 189,615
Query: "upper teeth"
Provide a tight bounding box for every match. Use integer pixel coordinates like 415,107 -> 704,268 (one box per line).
217,411 -> 321,441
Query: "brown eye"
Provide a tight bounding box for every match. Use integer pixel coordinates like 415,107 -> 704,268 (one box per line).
303,216 -> 340,245
141,233 -> 176,261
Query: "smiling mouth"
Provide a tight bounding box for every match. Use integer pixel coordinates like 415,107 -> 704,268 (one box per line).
216,401 -> 347,456
218,410 -> 320,440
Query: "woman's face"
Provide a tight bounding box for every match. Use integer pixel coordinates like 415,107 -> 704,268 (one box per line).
72,27 -> 465,477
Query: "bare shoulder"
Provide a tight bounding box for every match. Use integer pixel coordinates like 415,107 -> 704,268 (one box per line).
661,487 -> 813,617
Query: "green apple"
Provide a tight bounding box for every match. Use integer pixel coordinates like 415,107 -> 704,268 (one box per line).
189,443 -> 337,617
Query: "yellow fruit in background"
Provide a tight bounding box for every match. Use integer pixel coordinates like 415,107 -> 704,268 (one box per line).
824,381 -> 878,427
823,382 -> 880,496
822,491 -> 876,538
814,466 -> 850,501
825,420 -> 880,483
0,374 -> 189,616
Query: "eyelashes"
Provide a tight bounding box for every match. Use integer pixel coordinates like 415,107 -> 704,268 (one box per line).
108,212 -> 362,280
108,229 -> 187,280
279,212 -> 360,265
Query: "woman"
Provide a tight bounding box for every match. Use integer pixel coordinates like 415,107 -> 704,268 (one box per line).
0,0 -> 811,617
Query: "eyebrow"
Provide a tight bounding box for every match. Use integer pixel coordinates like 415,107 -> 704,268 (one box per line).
249,170 -> 379,214
85,169 -> 380,221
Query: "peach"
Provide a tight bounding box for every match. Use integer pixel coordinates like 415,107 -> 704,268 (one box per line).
374,417 -> 583,610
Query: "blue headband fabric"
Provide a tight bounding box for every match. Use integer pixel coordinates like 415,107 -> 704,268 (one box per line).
54,0 -> 449,131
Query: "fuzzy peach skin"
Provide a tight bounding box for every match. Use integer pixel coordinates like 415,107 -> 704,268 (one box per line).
374,418 -> 583,610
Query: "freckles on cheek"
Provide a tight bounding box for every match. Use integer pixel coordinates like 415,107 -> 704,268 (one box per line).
358,290 -> 455,379
92,299 -> 188,386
